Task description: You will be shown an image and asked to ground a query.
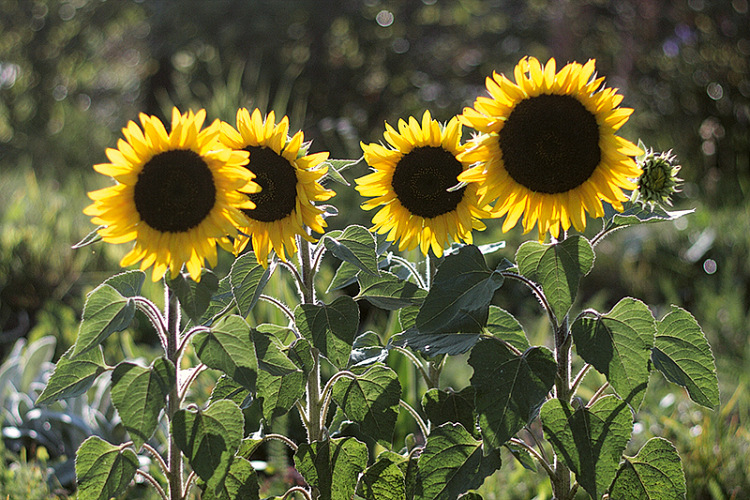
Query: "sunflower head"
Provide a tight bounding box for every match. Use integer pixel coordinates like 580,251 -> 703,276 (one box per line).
632,148 -> 682,209
356,110 -> 491,257
459,56 -> 643,239
220,108 -> 335,265
84,107 -> 259,282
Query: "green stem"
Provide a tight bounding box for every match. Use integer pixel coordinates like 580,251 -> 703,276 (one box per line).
399,399 -> 429,440
136,469 -> 168,500
165,285 -> 183,500
552,317 -> 572,499
389,254 -> 426,289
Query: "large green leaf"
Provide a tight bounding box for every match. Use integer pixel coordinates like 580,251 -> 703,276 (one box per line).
75,436 -> 139,500
196,274 -> 236,326
328,260 -> 361,292
110,357 -> 175,451
391,329 -> 480,357
516,235 -> 594,321
193,315 -> 258,392
72,283 -> 136,358
331,364 -> 401,446
541,395 -> 633,499
416,245 -> 504,334
348,330 -> 388,368
255,332 -> 306,421
104,270 -> 146,298
200,456 -> 260,500
652,306 -> 719,409
609,437 -> 686,499
167,269 -> 219,324
323,225 -> 379,276
172,400 -> 244,491
357,455 -> 406,500
295,295 -> 359,368
356,271 -> 427,310
469,340 -> 556,448
486,306 -> 529,352
293,437 -> 368,500
230,251 -> 275,318
421,387 -> 477,438
572,297 -> 656,410
416,423 -> 501,500
37,344 -> 106,405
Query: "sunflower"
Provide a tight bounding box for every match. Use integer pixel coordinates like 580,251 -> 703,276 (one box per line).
459,56 -> 643,238
220,108 -> 335,264
84,108 -> 259,282
357,111 -> 491,258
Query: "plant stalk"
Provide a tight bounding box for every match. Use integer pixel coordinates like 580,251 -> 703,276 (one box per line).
165,285 -> 183,500
552,317 -> 572,499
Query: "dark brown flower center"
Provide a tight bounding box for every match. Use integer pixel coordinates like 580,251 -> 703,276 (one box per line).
499,94 -> 601,194
391,146 -> 465,218
243,146 -> 298,222
134,149 -> 216,232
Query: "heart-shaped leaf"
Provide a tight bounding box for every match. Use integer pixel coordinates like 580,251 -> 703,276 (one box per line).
516,235 -> 594,321
73,283 -> 135,358
167,269 -> 219,323
172,400 -> 244,491
422,387 -> 477,438
652,306 -> 719,409
416,245 -> 504,334
104,270 -> 146,298
609,437 -> 686,499
357,455 -> 406,500
572,297 -> 656,410
75,436 -> 138,500
295,295 -> 359,368
199,456 -> 260,500
230,251 -> 275,317
110,357 -> 175,450
416,423 -> 501,500
37,344 -> 106,405
541,395 -> 633,499
255,333 -> 306,421
193,315 -> 257,392
356,271 -> 427,310
486,306 -> 529,352
390,328 -> 480,357
323,225 -> 379,276
470,339 -> 556,448
332,364 -> 401,446
294,437 -> 368,500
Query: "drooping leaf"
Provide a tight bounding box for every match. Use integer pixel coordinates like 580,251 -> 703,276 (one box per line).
357,455 -> 406,500
572,297 -> 656,410
391,329 -> 480,357
193,315 -> 257,392
652,306 -> 719,409
295,295 -> 359,368
348,330 -> 388,368
609,437 -> 685,499
356,270 -> 427,310
209,375 -> 251,408
167,269 -> 219,324
172,400 -> 244,491
75,436 -> 138,500
255,332 -> 306,421
516,235 -> 595,321
196,274 -> 236,326
72,284 -> 135,358
332,364 -> 401,446
110,357 -> 175,451
37,344 -> 106,405
505,442 -> 537,472
486,306 -> 529,352
469,339 -> 556,448
541,395 -> 633,499
328,260 -> 361,292
323,225 -> 379,276
422,387 -> 477,438
72,225 -> 104,249
416,245 -> 504,334
200,456 -> 260,500
416,423 -> 501,500
399,306 -> 419,330
321,158 -> 361,186
604,202 -> 694,231
293,437 -> 368,500
230,252 -> 275,318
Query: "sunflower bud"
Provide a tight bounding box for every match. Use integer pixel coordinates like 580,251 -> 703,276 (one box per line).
632,148 -> 682,209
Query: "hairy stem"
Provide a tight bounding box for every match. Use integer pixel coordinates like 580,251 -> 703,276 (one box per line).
552,317 -> 572,499
165,285 -> 183,500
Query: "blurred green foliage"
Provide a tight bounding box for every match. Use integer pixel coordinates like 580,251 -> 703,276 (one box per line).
1,0 -> 749,497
